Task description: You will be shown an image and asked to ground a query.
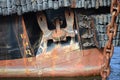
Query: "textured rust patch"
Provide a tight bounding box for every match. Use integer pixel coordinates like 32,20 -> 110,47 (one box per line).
0,47 -> 104,77
71,0 -> 76,8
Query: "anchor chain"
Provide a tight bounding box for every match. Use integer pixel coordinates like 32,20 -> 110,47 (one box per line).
100,0 -> 120,80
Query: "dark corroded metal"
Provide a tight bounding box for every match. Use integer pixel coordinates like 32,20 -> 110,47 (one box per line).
101,0 -> 120,79
75,13 -> 99,49
52,19 -> 66,42
0,0 -> 111,15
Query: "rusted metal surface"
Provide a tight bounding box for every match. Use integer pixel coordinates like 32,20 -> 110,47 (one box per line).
71,0 -> 76,8
13,16 -> 34,58
75,12 -> 99,49
21,17 -> 34,57
0,47 -> 104,77
0,9 -> 108,77
37,10 -> 75,42
37,9 -> 75,54
52,19 -> 66,42
0,15 -> 105,77
100,0 -> 120,80
0,1 -> 119,78
37,12 -> 52,42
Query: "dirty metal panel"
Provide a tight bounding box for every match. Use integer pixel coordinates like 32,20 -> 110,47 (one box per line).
0,16 -> 22,60
75,11 -> 99,49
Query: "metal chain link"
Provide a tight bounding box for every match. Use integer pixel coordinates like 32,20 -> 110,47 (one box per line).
100,0 -> 120,80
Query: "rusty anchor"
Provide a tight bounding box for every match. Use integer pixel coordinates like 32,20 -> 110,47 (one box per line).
52,19 -> 66,42
52,10 -> 75,42
37,12 -> 51,54
37,9 -> 75,54
64,9 -> 75,37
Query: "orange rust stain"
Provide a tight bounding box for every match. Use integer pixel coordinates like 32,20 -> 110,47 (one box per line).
0,48 -> 104,77
71,0 -> 76,8
23,58 -> 30,75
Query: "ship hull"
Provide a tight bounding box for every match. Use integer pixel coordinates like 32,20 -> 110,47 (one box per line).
0,47 -> 104,77
0,7 -> 113,78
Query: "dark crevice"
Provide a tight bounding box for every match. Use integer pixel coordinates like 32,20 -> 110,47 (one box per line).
45,8 -> 67,30
75,7 -> 110,15
0,16 -> 22,60
23,12 -> 42,55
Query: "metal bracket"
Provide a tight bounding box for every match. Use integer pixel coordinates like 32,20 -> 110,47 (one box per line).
37,9 -> 75,54
75,13 -> 99,49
